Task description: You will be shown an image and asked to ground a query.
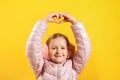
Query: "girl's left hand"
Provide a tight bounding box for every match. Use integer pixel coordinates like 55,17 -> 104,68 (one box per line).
59,12 -> 77,24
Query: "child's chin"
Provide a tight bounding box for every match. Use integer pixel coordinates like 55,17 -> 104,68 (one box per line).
55,59 -> 64,63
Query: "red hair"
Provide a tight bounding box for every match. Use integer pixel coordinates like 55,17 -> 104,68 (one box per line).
46,33 -> 75,59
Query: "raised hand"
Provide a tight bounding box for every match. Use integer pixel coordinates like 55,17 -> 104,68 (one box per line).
59,12 -> 77,24
44,12 -> 59,23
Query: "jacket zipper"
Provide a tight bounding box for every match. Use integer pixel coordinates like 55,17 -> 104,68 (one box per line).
57,64 -> 61,80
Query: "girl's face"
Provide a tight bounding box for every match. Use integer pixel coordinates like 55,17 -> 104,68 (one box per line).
49,37 -> 68,63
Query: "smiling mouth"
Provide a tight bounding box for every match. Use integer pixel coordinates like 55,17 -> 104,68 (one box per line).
54,54 -> 63,57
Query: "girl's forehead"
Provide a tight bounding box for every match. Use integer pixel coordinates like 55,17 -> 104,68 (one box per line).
49,37 -> 67,46
52,37 -> 66,42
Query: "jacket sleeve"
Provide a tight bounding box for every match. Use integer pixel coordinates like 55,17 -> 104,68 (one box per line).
26,20 -> 48,77
72,22 -> 92,74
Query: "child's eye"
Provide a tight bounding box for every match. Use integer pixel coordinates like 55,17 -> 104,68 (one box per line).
61,47 -> 65,49
52,48 -> 56,49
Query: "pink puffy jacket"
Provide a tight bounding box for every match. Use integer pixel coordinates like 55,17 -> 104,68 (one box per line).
26,20 -> 92,80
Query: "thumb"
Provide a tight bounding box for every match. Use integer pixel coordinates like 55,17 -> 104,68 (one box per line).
59,19 -> 67,24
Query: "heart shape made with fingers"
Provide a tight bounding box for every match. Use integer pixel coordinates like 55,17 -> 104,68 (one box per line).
53,16 -> 64,23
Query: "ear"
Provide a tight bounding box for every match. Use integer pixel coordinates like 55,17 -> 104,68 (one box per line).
42,44 -> 50,60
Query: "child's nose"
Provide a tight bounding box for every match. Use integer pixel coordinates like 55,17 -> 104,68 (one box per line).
56,49 -> 61,54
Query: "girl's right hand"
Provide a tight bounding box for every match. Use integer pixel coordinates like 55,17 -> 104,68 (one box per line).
44,13 -> 59,23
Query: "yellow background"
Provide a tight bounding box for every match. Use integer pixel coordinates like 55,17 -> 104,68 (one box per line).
0,0 -> 120,80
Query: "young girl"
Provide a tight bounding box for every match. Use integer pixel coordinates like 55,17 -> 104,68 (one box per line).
26,12 -> 92,80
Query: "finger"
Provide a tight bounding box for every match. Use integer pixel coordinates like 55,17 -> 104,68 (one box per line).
59,13 -> 63,19
53,15 -> 59,23
59,20 -> 64,24
60,13 -> 68,22
46,13 -> 57,20
60,12 -> 71,19
50,18 -> 60,24
48,18 -> 56,22
48,13 -> 57,19
52,13 -> 60,23
59,19 -> 68,24
56,14 -> 59,19
51,13 -> 59,18
52,17 -> 59,23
